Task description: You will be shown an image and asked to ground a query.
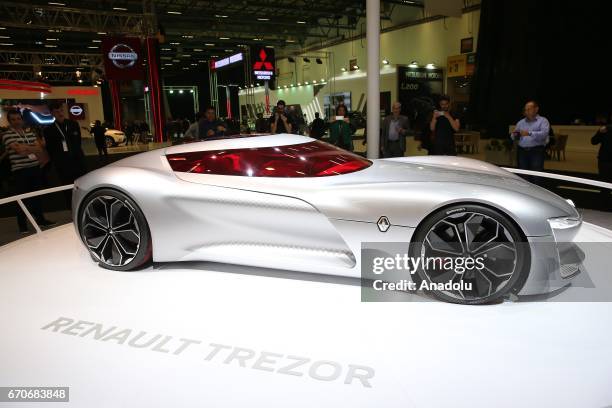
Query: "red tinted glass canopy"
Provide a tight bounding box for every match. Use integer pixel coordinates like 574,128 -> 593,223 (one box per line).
166,140 -> 371,177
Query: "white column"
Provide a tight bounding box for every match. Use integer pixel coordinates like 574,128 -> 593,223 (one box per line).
366,0 -> 380,159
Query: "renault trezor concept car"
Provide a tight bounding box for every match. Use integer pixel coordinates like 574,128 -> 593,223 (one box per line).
73,134 -> 582,304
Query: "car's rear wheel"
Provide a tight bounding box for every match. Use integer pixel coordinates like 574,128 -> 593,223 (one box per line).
105,136 -> 115,148
78,189 -> 152,271
409,204 -> 529,305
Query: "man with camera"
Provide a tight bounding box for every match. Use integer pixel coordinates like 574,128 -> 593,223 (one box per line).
429,95 -> 460,155
270,100 -> 293,134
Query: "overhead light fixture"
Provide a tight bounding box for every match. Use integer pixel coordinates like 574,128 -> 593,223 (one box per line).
304,81 -> 309,85
97,32 -> 107,35
285,40 -> 296,43
161,48 -> 171,51
48,1 -> 66,5
45,38 -> 59,41
205,43 -> 215,46
297,82 -> 301,86
179,89 -> 184,93
44,44 -> 58,48
190,89 -> 194,93
382,58 -> 389,65
182,54 -> 191,57
78,79 -> 83,83
296,20 -> 306,24
408,61 -> 419,68
87,46 -> 98,49
253,38 -> 262,41
167,11 -> 182,15
321,78 -> 325,82
170,42 -> 180,45
169,90 -> 174,94
288,57 -> 295,63
340,67 -> 347,72
312,80 -> 317,83
0,43 -> 14,46
303,57 -> 310,63
113,7 -> 127,11
193,48 -> 203,52
352,65 -> 359,70
219,37 -> 230,40
257,18 -> 269,21
182,35 -> 194,39
92,39 -> 101,43
215,14 -> 228,18
316,58 -> 323,64
164,63 -> 172,66
425,63 -> 436,69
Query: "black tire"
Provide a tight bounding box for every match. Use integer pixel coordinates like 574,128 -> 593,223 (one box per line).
409,204 -> 530,305
78,188 -> 152,271
105,136 -> 115,148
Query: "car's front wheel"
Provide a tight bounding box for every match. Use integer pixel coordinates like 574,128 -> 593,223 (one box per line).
409,204 -> 529,305
105,136 -> 115,148
78,189 -> 152,271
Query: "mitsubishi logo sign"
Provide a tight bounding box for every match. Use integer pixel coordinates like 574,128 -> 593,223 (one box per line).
108,43 -> 138,69
251,46 -> 275,80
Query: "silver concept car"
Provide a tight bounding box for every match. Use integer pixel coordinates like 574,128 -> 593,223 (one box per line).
73,134 -> 582,304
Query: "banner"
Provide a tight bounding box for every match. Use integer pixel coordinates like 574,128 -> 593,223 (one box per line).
102,37 -> 144,80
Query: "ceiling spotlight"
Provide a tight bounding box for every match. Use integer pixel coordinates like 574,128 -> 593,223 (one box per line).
382,59 -> 389,65
288,57 -> 295,63
48,2 -> 66,5
219,37 -> 230,40
169,90 -> 174,94
215,14 -> 228,18
303,57 -> 310,63
78,79 -> 83,83
408,61 -> 419,68
340,67 -> 347,72
296,20 -> 306,24
316,58 -> 323,64
190,89 -> 194,93
321,78 -> 325,82
297,82 -> 301,86
167,11 -> 182,15
113,7 -> 127,11
304,81 -> 309,85
352,65 -> 359,70
312,80 -> 317,83
285,40 -> 296,43
205,43 -> 215,46
257,18 -> 269,21
425,63 -> 436,69
179,89 -> 184,94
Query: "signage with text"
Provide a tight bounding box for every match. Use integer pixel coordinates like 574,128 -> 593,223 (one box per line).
251,46 -> 275,81
101,37 -> 144,80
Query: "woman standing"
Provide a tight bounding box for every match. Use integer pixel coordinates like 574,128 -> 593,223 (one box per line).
328,105 -> 354,151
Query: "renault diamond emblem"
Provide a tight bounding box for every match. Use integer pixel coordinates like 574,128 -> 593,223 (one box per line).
377,216 -> 390,232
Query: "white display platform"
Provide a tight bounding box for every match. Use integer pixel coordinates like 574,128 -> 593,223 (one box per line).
1,223 -> 612,408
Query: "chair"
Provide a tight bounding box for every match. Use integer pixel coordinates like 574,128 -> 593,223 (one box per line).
549,134 -> 568,161
461,132 -> 481,154
454,133 -> 466,153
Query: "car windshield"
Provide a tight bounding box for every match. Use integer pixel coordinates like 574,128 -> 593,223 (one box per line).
166,140 -> 372,177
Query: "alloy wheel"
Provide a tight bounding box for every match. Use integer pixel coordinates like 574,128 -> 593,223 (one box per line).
420,210 -> 518,302
81,195 -> 141,267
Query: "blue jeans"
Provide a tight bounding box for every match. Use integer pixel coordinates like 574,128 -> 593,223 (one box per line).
517,145 -> 545,183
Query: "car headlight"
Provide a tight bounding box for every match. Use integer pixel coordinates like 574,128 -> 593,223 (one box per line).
548,216 -> 581,230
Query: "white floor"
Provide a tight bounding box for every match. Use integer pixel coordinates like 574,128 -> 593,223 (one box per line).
1,223 -> 612,408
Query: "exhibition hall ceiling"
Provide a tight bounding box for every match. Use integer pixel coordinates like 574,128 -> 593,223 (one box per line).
0,0 -> 479,82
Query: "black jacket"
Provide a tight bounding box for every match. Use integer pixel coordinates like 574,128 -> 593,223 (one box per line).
43,119 -> 86,181
592,128 -> 612,162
